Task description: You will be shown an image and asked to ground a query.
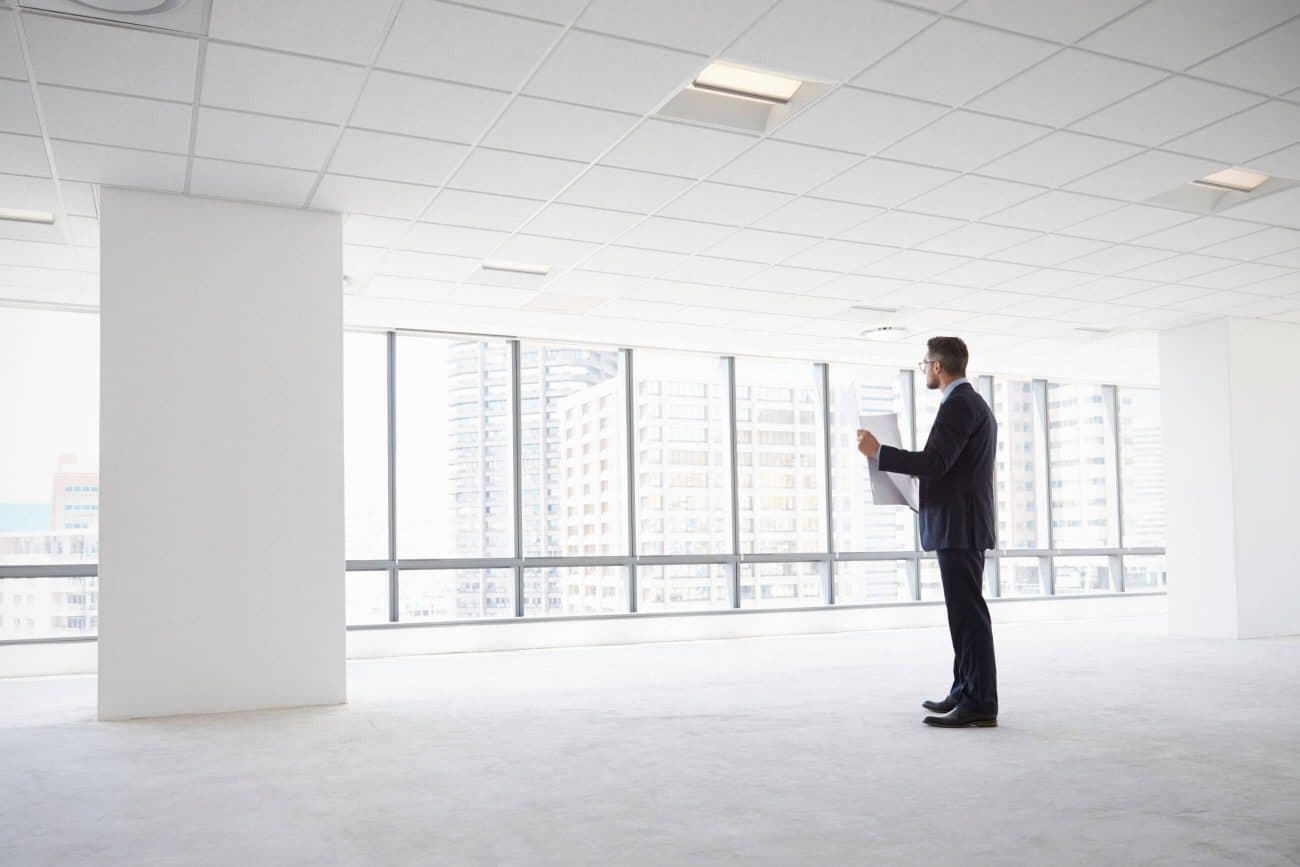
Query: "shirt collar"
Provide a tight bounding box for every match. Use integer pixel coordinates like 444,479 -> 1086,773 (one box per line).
940,377 -> 970,404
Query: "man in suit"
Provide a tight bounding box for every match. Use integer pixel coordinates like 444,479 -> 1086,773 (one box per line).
857,336 -> 999,728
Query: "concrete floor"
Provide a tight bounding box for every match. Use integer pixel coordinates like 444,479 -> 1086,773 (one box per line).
2,615 -> 1298,867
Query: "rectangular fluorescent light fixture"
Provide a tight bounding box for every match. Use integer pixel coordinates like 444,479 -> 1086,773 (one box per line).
481,259 -> 549,276
1192,167 -> 1270,193
0,208 -> 55,224
693,62 -> 801,104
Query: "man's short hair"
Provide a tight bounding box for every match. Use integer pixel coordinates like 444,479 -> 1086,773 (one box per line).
927,336 -> 969,377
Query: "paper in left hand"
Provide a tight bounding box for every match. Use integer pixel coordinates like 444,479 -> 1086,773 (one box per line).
860,412 -> 919,512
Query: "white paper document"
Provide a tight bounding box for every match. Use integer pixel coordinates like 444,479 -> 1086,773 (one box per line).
860,412 -> 920,512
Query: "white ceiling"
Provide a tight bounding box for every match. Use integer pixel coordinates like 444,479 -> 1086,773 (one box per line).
3,0 -> 1300,384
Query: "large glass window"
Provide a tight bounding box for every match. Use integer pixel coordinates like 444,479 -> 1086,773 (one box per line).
993,379 -> 1048,551
740,561 -> 824,608
524,566 -> 626,616
633,351 -> 732,556
828,365 -> 914,553
638,563 -> 730,612
400,568 -> 515,621
1119,388 -> 1165,548
396,335 -> 515,560
0,575 -> 98,639
1048,384 -> 1118,549
0,308 -> 99,567
735,358 -> 827,554
835,560 -> 909,604
344,332 -> 389,561
1054,556 -> 1114,594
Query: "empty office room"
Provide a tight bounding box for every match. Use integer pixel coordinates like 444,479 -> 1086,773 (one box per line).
2,0 -> 1299,864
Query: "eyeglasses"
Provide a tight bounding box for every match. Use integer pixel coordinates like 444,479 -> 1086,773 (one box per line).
918,360 -> 938,371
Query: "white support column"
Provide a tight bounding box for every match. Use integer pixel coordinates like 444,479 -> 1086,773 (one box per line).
98,190 -> 345,719
1160,317 -> 1300,639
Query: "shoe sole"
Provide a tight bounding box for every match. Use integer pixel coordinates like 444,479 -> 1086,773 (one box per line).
923,719 -> 997,728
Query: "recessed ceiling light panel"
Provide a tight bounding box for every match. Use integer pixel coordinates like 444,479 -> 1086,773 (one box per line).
1192,167 -> 1270,193
481,260 -> 549,276
693,62 -> 801,104
0,208 -> 56,224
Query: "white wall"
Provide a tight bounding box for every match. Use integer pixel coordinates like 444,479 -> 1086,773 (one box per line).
1161,317 -> 1300,639
98,190 -> 345,719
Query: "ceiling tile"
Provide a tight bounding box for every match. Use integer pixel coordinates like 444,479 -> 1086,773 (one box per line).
812,158 -> 957,207
0,173 -> 59,214
586,245 -> 689,277
329,129 -> 466,186
200,43 -> 366,125
996,268 -> 1096,296
1061,204 -> 1196,242
987,190 -> 1124,231
703,228 -> 819,265
525,30 -> 701,113
1248,142 -> 1300,179
522,203 -> 644,243
1229,271 -> 1300,295
1218,185 -> 1300,229
980,131 -> 1140,187
195,108 -> 337,170
815,273 -> 910,302
836,210 -> 963,246
0,79 -> 41,137
1121,253 -> 1236,282
1202,227 -> 1300,261
0,13 -> 26,79
450,148 -> 585,199
1261,247 -> 1300,268
40,86 -> 191,153
0,131 -> 49,177
578,0 -> 772,54
996,233 -> 1111,266
22,13 -> 197,102
954,0 -> 1144,43
784,239 -> 895,272
617,216 -> 735,253
862,249 -> 970,280
382,249 -> 481,281
51,140 -> 186,191
604,119 -> 754,178
882,110 -> 1045,171
421,189 -> 542,231
669,256 -> 767,286
1064,150 -> 1221,200
1129,216 -> 1261,251
312,174 -> 437,220
755,197 -> 882,237
1182,261 -> 1294,289
1081,0 -> 1300,71
483,97 -> 639,162
188,158 -> 317,207
933,259 -> 1037,288
0,238 -> 79,271
396,223 -> 510,257
1072,76 -> 1263,146
772,87 -> 947,156
1190,18 -> 1300,95
493,234 -> 599,271
735,266 -> 839,294
855,19 -> 1055,106
379,0 -> 561,90
723,0 -> 934,82
712,140 -> 861,194
1061,243 -> 1176,274
970,50 -> 1164,127
209,0 -> 394,64
1166,100 -> 1300,164
561,166 -> 692,212
342,214 -> 410,248
351,71 -> 509,144
658,182 -> 791,226
916,223 -> 1039,257
903,175 -> 1043,219
1117,283 -> 1217,307
1060,276 -> 1159,302
931,288 -> 1019,313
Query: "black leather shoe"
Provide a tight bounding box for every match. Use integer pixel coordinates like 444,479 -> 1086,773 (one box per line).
922,696 -> 959,714
923,707 -> 997,728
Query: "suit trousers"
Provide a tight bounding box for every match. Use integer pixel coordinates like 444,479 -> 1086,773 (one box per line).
936,547 -> 998,716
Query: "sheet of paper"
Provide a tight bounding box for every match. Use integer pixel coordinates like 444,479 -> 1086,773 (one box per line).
860,412 -> 919,512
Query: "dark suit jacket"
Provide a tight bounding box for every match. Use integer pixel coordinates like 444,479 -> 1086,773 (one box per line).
877,382 -> 996,552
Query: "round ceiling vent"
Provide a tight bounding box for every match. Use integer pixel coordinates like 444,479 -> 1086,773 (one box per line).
859,324 -> 909,337
72,0 -> 187,13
